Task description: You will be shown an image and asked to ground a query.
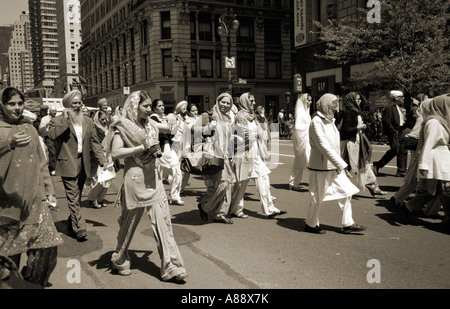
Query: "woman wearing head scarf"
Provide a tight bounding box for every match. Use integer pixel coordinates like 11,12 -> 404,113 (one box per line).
109,90 -> 187,281
340,92 -> 386,197
194,92 -> 236,224
150,99 -> 185,206
230,92 -> 286,219
255,105 -> 271,160
402,94 -> 450,230
87,110 -> 114,208
305,93 -> 365,234
392,98 -> 435,210
0,87 -> 63,287
289,93 -> 312,191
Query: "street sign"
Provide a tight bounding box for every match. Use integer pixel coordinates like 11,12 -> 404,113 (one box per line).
225,56 -> 236,69
294,74 -> 302,92
123,87 -> 130,95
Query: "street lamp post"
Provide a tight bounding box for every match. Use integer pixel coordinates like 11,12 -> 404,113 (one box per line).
217,8 -> 239,94
174,55 -> 191,101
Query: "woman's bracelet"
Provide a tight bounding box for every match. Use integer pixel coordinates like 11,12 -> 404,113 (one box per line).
133,145 -> 145,154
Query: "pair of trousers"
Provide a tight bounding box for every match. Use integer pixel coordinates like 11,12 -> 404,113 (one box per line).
201,172 -> 232,219
113,198 -> 186,281
306,195 -> 355,228
230,175 -> 279,216
87,182 -> 108,203
61,156 -> 87,234
377,132 -> 407,173
9,246 -> 58,288
289,167 -> 306,188
44,137 -> 56,172
162,165 -> 183,202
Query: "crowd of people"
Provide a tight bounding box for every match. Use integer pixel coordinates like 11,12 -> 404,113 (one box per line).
1,84 -> 449,288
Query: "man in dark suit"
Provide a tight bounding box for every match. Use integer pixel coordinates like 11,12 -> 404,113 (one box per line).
373,90 -> 408,177
48,90 -> 106,241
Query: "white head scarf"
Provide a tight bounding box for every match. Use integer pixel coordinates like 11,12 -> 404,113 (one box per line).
294,93 -> 312,131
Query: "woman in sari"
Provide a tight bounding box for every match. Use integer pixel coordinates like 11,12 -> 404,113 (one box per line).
402,94 -> 450,230
87,110 -> 114,208
230,92 -> 286,219
109,90 -> 187,282
340,92 -> 386,197
151,99 -> 185,206
0,87 -> 63,287
195,93 -> 236,224
289,93 -> 312,191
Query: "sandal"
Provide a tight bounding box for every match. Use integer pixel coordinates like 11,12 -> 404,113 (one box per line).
111,254 -> 131,276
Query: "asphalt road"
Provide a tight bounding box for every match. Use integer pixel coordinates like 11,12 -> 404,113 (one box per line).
32,138 -> 450,292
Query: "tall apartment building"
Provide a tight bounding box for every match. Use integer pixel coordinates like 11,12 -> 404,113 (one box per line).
0,26 -> 14,89
55,0 -> 83,98
29,0 -> 60,97
8,11 -> 34,93
79,0 -> 295,118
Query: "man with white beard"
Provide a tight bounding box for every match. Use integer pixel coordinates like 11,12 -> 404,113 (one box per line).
47,90 -> 107,242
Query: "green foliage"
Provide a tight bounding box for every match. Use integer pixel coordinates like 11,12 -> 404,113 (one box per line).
314,0 -> 450,96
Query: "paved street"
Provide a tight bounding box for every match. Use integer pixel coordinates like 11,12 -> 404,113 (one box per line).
39,139 -> 450,291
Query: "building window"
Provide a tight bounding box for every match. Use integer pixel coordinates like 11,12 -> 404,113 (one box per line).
117,66 -> 121,88
198,13 -> 212,41
141,19 -> 149,46
162,49 -> 172,77
143,54 -> 149,81
122,33 -> 127,55
131,60 -> 136,84
264,19 -> 281,45
265,53 -> 281,79
191,49 -> 197,78
161,11 -> 171,39
190,12 -> 197,40
237,52 -> 255,79
199,50 -> 213,77
130,28 -> 135,51
215,50 -> 222,78
237,17 -> 254,43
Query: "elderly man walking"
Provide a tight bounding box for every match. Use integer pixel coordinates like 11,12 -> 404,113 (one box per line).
373,90 -> 408,177
47,90 -> 106,241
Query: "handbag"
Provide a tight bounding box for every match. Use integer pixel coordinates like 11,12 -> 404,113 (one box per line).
180,137 -> 224,175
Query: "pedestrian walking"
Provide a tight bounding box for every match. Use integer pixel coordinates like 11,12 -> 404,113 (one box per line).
195,92 -> 236,224
373,90 -> 408,177
230,92 -> 286,219
340,92 -> 386,197
87,110 -> 115,208
400,94 -> 450,231
38,105 -> 58,176
150,99 -> 185,206
47,90 -> 107,242
304,93 -> 365,235
391,98 -> 441,215
289,93 -> 312,191
108,90 -> 187,281
255,105 -> 271,160
180,103 -> 200,194
0,87 -> 63,287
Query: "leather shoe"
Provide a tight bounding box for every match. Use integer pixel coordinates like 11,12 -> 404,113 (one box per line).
170,199 -> 185,206
197,203 -> 208,222
213,216 -> 233,224
341,224 -> 366,234
268,210 -> 287,219
372,162 -> 380,176
396,172 -> 405,177
304,224 -> 325,234
76,229 -> 88,242
231,212 -> 249,219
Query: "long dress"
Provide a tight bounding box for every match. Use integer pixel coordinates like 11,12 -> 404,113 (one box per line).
0,118 -> 63,286
289,94 -> 311,189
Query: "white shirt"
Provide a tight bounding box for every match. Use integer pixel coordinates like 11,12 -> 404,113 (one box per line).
73,123 -> 83,154
396,105 -> 404,126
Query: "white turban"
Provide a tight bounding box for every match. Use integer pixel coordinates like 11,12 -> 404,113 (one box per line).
390,90 -> 403,99
175,100 -> 188,113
